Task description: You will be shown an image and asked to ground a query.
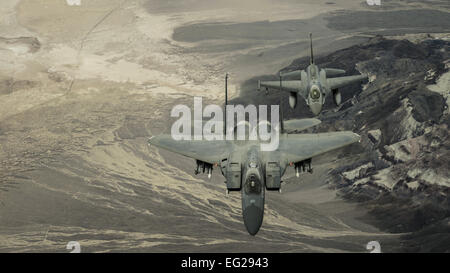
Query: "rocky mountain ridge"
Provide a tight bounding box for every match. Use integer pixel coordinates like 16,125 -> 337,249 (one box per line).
236,35 -> 449,251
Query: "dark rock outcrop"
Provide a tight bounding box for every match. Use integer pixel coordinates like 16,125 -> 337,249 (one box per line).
236,36 -> 450,251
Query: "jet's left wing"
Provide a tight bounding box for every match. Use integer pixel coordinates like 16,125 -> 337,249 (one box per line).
148,135 -> 231,165
327,74 -> 367,90
278,131 -> 360,164
258,80 -> 302,93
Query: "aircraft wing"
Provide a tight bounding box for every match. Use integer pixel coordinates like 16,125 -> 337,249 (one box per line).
259,80 -> 302,93
327,74 -> 367,90
148,135 -> 231,164
279,131 -> 360,164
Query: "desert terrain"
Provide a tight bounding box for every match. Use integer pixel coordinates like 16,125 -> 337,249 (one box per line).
0,0 -> 448,252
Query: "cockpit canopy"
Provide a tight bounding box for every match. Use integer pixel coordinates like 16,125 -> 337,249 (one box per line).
244,174 -> 262,194
310,85 -> 321,100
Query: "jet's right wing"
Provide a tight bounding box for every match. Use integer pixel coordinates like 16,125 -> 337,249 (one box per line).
148,135 -> 232,165
258,80 -> 302,93
327,74 -> 367,90
278,131 -> 360,164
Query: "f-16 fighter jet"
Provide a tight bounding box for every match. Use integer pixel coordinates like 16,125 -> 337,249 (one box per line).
258,33 -> 367,115
148,77 -> 360,236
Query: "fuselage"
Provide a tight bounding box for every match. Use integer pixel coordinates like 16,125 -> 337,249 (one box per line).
305,64 -> 325,115
259,33 -> 366,116
241,146 -> 265,235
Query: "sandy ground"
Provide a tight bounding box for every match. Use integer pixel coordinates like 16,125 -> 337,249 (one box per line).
0,0 -> 448,252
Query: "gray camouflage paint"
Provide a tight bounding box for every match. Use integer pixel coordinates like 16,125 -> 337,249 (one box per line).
148,119 -> 360,235
258,33 -> 367,115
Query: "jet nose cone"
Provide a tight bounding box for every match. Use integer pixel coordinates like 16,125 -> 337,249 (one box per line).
309,102 -> 322,116
243,205 -> 264,235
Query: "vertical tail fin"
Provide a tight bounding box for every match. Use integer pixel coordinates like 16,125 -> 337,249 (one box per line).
309,33 -> 314,64
279,100 -> 284,134
224,73 -> 228,135
279,71 -> 282,90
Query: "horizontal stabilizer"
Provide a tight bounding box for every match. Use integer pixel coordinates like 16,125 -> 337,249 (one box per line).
259,80 -> 302,92
327,74 -> 368,90
324,68 -> 346,77
280,70 -> 302,78
283,118 -> 321,133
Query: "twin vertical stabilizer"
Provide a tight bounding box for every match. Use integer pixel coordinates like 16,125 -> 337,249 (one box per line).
309,32 -> 314,64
